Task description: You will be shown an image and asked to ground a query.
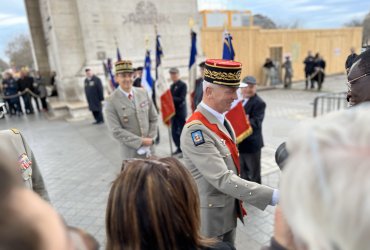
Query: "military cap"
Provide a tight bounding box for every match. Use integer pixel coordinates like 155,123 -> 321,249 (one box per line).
136,66 -> 143,71
204,59 -> 242,87
115,60 -> 134,74
240,76 -> 257,87
199,61 -> 206,68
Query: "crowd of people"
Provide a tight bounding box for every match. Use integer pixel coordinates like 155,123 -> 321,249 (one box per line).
0,47 -> 369,250
0,69 -> 58,117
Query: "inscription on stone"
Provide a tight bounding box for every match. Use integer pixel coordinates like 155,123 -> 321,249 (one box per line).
122,1 -> 170,25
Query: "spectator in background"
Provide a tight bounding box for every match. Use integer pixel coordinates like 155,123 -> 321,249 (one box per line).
2,71 -> 22,116
50,71 -> 58,97
193,61 -> 205,111
84,68 -> 104,124
282,56 -> 293,89
17,69 -> 35,114
106,157 -> 235,250
34,71 -> 48,111
169,67 -> 187,155
303,51 -> 315,89
133,66 -> 143,87
345,47 -> 358,74
312,53 -> 326,91
238,76 -> 266,184
263,58 -> 275,86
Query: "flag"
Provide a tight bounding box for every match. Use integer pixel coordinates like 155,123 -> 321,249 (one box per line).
222,32 -> 235,60
189,30 -> 197,112
106,58 -> 118,92
141,50 -> 154,97
155,35 -> 175,126
226,101 -> 252,144
116,47 -> 122,61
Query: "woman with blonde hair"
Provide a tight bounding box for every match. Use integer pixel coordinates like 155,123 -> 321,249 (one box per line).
106,157 -> 235,250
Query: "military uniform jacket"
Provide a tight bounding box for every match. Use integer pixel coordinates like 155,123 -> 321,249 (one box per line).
181,105 -> 273,237
0,129 -> 50,201
104,87 -> 158,160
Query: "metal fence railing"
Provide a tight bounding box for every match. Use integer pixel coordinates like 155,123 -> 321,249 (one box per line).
313,92 -> 348,117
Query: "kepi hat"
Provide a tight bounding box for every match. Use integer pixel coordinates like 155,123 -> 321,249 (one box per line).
204,59 -> 242,87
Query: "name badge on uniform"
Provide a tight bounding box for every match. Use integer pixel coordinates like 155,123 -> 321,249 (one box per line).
89,81 -> 95,86
191,130 -> 205,146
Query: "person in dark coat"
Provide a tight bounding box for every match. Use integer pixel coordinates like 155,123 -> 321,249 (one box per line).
17,70 -> 35,114
303,51 -> 315,89
2,72 -> 22,116
238,76 -> 266,184
192,61 -> 205,111
84,68 -> 104,124
345,47 -> 358,74
169,67 -> 187,154
133,66 -> 143,87
311,53 -> 326,91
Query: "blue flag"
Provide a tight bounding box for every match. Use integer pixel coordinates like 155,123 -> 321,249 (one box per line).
117,47 -> 122,61
222,33 -> 235,60
141,50 -> 154,97
189,30 -> 197,69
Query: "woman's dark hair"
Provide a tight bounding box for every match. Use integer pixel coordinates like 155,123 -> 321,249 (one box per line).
106,157 -> 215,250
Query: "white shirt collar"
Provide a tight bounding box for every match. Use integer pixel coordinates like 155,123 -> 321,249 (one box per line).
199,102 -> 225,124
119,86 -> 133,98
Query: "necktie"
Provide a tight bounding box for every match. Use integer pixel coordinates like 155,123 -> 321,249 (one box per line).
128,94 -> 133,100
223,120 -> 232,137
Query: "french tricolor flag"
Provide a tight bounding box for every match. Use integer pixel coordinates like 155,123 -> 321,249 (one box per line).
141,50 -> 154,97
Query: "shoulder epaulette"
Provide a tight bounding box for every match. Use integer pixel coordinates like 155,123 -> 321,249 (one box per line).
186,120 -> 203,128
10,128 -> 20,134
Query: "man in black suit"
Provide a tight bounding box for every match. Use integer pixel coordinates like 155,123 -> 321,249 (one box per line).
238,76 -> 266,184
303,51 -> 315,89
169,67 -> 187,154
345,47 -> 358,74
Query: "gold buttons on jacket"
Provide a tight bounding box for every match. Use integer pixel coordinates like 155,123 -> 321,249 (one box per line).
208,204 -> 213,207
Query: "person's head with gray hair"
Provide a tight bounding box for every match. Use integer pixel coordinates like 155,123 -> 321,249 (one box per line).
280,104 -> 370,249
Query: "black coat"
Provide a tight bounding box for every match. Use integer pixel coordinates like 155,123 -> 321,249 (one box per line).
238,94 -> 266,153
345,53 -> 358,70
170,80 -> 187,118
18,76 -> 34,92
84,75 -> 104,111
303,56 -> 315,74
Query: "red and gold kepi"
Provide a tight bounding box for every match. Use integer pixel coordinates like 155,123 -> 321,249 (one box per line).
204,59 -> 242,87
115,60 -> 133,74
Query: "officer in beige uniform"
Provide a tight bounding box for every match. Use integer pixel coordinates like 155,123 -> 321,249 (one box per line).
180,59 -> 279,246
0,126 -> 49,201
104,60 -> 158,160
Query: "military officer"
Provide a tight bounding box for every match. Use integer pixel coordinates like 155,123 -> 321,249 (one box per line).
181,59 -> 279,246
104,60 -> 158,160
0,127 -> 50,201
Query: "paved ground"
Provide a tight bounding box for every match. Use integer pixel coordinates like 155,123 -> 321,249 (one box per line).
0,74 -> 348,249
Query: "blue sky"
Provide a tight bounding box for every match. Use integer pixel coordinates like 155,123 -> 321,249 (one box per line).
0,0 -> 369,62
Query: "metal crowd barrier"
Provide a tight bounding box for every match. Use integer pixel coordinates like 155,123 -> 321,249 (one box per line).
313,92 -> 348,117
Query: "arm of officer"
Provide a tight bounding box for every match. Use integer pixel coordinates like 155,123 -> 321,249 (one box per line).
104,100 -> 143,149
20,133 -> 50,202
182,124 -> 275,210
147,93 -> 158,140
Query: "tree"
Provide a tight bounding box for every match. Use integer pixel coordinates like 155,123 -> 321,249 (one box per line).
253,14 -> 277,29
4,34 -> 34,69
0,58 -> 9,72
343,11 -> 370,46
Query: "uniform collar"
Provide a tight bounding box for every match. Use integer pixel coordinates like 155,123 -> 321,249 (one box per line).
119,86 -> 133,98
199,102 -> 225,124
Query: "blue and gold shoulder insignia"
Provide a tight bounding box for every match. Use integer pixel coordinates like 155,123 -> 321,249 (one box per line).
191,130 -> 205,146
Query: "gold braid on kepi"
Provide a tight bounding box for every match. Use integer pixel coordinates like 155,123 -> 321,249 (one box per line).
115,60 -> 134,74
204,59 -> 242,87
